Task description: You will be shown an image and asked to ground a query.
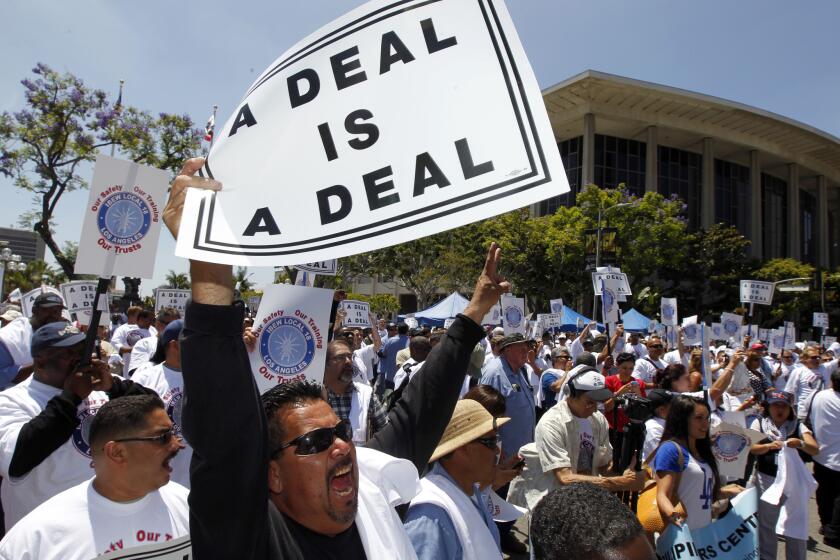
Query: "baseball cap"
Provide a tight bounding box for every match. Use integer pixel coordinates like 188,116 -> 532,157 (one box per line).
750,343 -> 766,351
32,293 -> 65,309
568,367 -> 613,402
31,321 -> 85,356
647,389 -> 673,409
151,319 -> 183,364
497,333 -> 527,352
765,391 -> 792,406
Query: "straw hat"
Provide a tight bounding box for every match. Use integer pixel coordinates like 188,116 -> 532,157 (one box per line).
429,399 -> 510,463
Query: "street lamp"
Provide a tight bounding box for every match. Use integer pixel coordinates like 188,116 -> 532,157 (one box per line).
0,244 -> 23,301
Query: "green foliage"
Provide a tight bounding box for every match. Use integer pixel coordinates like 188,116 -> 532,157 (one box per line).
754,258 -> 816,321
4,260 -> 65,294
343,293 -> 400,317
164,270 -> 190,289
0,64 -> 201,279
233,267 -> 254,292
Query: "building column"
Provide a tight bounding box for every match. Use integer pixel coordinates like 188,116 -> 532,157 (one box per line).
582,113 -> 596,187
818,175 -> 830,268
701,138 -> 715,229
645,126 -> 658,193
750,151 -> 763,259
787,163 -> 801,260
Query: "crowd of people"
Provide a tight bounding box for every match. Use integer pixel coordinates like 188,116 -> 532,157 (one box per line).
0,157 -> 836,559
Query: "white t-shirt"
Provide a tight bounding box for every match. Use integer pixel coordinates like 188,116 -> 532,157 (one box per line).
353,344 -> 378,384
0,479 -> 189,560
0,377 -> 109,529
653,442 -> 714,530
811,388 -> 840,471
130,364 -> 191,488
128,335 -> 158,376
632,357 -> 665,385
785,360 -> 838,419
575,417 -> 595,474
663,350 -> 689,367
642,416 -> 666,464
110,324 -> 151,376
0,317 -> 32,369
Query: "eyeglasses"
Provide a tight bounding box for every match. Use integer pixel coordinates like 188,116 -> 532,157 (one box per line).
555,355 -> 571,360
113,428 -> 176,446
649,345 -> 663,349
273,420 -> 353,457
806,355 -> 821,361
328,353 -> 353,364
472,436 -> 499,450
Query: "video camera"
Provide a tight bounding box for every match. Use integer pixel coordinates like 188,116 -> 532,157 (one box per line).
615,393 -> 654,423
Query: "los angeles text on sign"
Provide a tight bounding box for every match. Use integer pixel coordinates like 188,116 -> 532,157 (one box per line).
176,0 -> 567,265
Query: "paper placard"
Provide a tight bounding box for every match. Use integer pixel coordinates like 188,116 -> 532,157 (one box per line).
549,298 -> 564,314
247,295 -> 262,313
740,279 -> 775,305
660,297 -> 678,326
592,272 -> 631,300
248,284 -> 333,391
176,0 -> 567,266
60,281 -> 110,317
404,317 -> 418,329
444,317 -> 457,330
154,289 -> 190,314
75,155 -> 169,278
500,294 -> 526,335
537,313 -> 562,329
710,322 -> 724,340
712,420 -> 765,479
295,260 -> 337,276
599,277 -> 619,324
757,328 -> 769,342
813,312 -> 829,329
681,316 -> 702,346
91,536 -> 191,560
21,286 -> 64,318
720,312 -> 744,339
768,327 -> 786,355
339,299 -> 372,327
481,303 -> 501,326
647,320 -> 657,334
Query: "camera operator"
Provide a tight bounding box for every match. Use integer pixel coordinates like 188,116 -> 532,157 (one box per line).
642,389 -> 673,464
603,353 -> 646,466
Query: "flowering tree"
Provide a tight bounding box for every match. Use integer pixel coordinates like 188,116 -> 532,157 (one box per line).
0,63 -> 201,279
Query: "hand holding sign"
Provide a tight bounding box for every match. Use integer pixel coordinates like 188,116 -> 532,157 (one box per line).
163,158 -> 222,239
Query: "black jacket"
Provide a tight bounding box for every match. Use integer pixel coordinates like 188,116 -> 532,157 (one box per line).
181,300 -> 483,560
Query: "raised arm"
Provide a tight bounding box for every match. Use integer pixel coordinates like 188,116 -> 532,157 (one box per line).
368,243 -> 509,472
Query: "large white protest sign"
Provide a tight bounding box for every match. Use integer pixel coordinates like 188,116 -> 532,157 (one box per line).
60,281 -> 110,317
599,278 -> 619,324
75,155 -> 169,278
339,299 -> 372,327
154,289 -> 190,314
592,272 -> 631,302
21,286 -> 64,318
481,303 -> 501,326
712,419 -> 764,479
295,260 -> 337,276
710,322 -> 724,340
500,294 -> 526,335
92,536 -> 191,560
813,312 -> 829,329
176,0 -> 567,266
537,313 -> 562,329
720,312 -> 743,339
404,316 -> 418,329
660,297 -> 678,326
549,298 -> 563,314
656,488 -> 758,560
739,279 -> 774,305
248,284 -> 332,392
681,316 -> 702,346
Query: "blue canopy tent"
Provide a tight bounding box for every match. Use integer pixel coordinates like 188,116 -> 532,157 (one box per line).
406,292 -> 470,327
558,305 -> 603,332
621,308 -> 651,333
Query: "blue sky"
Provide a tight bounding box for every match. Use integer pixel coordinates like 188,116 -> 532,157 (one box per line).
2,0 -> 839,295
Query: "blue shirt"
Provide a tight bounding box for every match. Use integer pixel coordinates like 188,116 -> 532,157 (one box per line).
381,334 -> 409,382
404,463 -> 500,560
480,356 -> 535,458
0,341 -> 20,389
541,369 -> 562,409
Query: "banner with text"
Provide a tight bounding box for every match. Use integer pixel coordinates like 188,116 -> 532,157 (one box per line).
175,0 -> 568,266
295,260 -> 337,275
154,289 -> 190,314
339,299 -> 372,327
248,284 -> 333,392
92,536 -> 191,560
739,279 -> 775,305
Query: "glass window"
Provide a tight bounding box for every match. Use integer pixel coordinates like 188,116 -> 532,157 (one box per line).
761,173 -> 788,259
538,137 -> 582,215
593,134 -> 646,198
801,189 -> 816,264
714,159 -> 751,237
658,146 -> 702,230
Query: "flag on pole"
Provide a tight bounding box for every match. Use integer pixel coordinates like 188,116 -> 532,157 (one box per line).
114,80 -> 124,114
204,106 -> 217,142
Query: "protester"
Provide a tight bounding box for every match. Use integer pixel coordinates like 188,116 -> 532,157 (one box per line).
641,389 -> 673,464
508,367 -> 645,512
811,369 -> 840,548
128,308 -> 180,377
773,349 -> 796,389
392,336 -> 432,397
0,293 -> 66,389
130,319 -> 193,488
652,394 -> 740,530
165,159 -> 510,559
110,307 -> 154,376
539,347 -> 571,410
376,323 -> 410,398
320,338 -> 389,445
632,335 -> 667,389
530,483 -> 656,560
0,321 -> 157,529
0,395 -> 188,559
749,390 -> 818,560
786,344 -> 838,420
403,399 -> 507,559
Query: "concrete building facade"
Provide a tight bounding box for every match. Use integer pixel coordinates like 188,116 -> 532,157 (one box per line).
0,227 -> 46,264
533,70 -> 840,268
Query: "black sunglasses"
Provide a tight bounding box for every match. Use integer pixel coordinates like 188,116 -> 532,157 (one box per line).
473,435 -> 499,450
649,344 -> 664,349
113,428 -> 175,446
274,420 -> 353,457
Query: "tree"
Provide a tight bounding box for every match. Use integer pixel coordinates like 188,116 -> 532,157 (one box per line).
4,260 -> 64,294
233,267 -> 254,292
164,270 -> 190,289
754,258 -> 816,322
0,64 -> 201,279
